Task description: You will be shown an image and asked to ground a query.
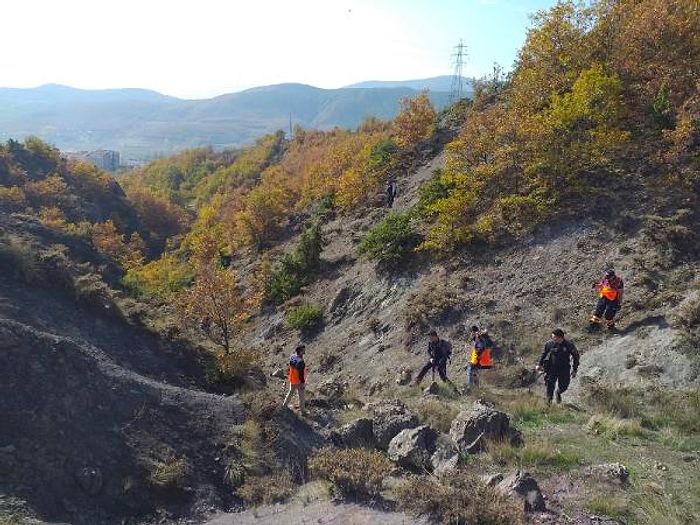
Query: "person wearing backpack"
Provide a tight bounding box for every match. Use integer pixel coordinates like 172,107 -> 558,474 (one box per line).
467,326 -> 493,389
283,345 -> 307,416
536,329 -> 580,405
413,330 -> 458,393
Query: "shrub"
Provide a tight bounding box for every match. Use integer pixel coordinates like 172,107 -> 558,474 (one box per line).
286,304 -> 324,333
416,170 -> 455,217
586,415 -> 646,440
0,236 -> 41,284
236,472 -> 296,505
122,254 -> 194,300
308,447 -> 393,500
149,456 -> 188,488
396,472 -> 524,525
358,212 -> 421,266
269,222 -> 325,304
586,496 -> 630,520
207,348 -> 260,391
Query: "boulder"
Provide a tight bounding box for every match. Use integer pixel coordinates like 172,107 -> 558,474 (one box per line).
431,444 -> 460,476
496,470 -> 546,512
331,418 -> 376,449
368,401 -> 419,450
481,473 -> 504,487
449,402 -> 522,453
396,368 -> 412,386
388,426 -> 438,471
587,463 -> 630,486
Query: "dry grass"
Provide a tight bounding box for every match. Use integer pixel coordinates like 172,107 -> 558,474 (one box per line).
308,447 -> 393,500
149,456 -> 188,488
236,471 -> 296,505
586,415 -> 646,440
413,398 -> 459,433
585,495 -> 630,520
395,472 -> 524,525
486,437 -> 580,470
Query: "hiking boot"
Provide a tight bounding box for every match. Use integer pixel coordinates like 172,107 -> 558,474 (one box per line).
555,389 -> 562,404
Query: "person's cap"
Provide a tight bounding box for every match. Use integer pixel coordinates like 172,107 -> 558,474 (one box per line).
295,345 -> 306,353
552,328 -> 565,337
428,330 -> 438,336
605,268 -> 616,276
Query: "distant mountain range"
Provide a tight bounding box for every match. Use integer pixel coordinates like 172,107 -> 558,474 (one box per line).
0,77 -> 469,160
345,75 -> 471,92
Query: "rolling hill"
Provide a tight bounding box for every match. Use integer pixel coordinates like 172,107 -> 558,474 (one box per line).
0,82 -> 452,161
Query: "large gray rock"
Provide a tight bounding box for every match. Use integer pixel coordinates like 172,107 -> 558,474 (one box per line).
368,401 -> 419,450
331,418 -> 376,449
496,470 -> 546,512
388,425 -> 438,471
430,444 -> 460,476
449,402 -> 522,453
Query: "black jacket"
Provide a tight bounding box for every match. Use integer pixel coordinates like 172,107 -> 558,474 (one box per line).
428,339 -> 452,362
539,339 -> 580,374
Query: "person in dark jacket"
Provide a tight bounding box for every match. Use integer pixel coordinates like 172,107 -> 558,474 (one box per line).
536,329 -> 580,404
413,330 -> 458,392
386,176 -> 398,208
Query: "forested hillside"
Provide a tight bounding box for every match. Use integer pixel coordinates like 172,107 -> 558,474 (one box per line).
1,1 -> 699,524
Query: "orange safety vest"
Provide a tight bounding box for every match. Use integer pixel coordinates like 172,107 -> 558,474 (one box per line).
598,278 -> 621,301
470,346 -> 492,368
288,355 -> 307,385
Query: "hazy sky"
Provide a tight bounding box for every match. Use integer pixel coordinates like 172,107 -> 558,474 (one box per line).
1,0 -> 557,99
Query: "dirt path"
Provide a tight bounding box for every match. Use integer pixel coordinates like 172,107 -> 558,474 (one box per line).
205,500 -> 429,525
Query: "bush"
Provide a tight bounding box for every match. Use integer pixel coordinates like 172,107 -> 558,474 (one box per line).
486,437 -> 580,470
585,496 -> 630,520
149,456 -> 188,488
0,236 -> 42,284
358,212 -> 421,266
236,472 -> 296,505
123,254 -> 194,300
396,472 -> 523,525
286,304 -> 324,333
308,447 -> 393,500
269,222 -> 325,304
207,348 -> 259,391
586,415 -> 646,440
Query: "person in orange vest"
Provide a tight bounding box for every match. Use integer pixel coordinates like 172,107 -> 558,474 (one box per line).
282,345 -> 307,416
467,326 -> 493,389
589,269 -> 624,331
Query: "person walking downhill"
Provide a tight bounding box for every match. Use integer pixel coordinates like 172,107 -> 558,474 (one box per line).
536,329 -> 580,405
413,330 -> 458,393
467,326 -> 493,390
283,345 -> 307,416
589,268 -> 624,332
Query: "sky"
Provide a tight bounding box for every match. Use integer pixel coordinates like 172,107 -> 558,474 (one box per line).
1,0 -> 557,99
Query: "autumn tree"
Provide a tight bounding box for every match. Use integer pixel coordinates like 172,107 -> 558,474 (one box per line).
177,263 -> 249,355
393,91 -> 437,150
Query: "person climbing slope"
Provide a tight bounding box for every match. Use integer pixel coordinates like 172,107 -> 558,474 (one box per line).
282,345 -> 307,416
386,176 -> 398,208
590,268 -> 624,331
536,329 -> 579,405
413,330 -> 458,393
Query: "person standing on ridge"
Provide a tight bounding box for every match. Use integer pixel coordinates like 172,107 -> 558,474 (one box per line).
536,329 -> 579,405
386,176 -> 398,208
467,326 -> 493,389
283,345 -> 307,416
413,330 -> 458,392
590,268 -> 624,331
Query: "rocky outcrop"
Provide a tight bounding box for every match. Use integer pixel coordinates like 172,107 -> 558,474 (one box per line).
496,470 -> 546,512
586,463 -> 630,486
330,418 -> 376,449
367,401 -> 419,450
388,426 -> 438,471
449,402 -> 522,453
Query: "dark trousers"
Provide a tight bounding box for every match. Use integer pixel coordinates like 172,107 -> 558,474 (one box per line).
416,359 -> 448,383
594,297 -> 619,321
545,369 -> 571,400
387,192 -> 395,208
